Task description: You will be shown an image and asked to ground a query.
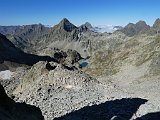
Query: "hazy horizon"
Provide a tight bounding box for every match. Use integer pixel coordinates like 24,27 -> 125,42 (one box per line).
0,0 -> 160,26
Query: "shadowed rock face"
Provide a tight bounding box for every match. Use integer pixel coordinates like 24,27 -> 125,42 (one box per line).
0,33 -> 57,65
136,112 -> 160,120
54,98 -> 147,120
0,84 -> 44,120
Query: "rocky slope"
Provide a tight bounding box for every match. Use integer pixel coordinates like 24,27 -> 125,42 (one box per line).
12,61 -> 105,120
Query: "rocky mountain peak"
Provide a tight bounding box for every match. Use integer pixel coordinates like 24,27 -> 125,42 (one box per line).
57,18 -> 77,32
153,18 -> 160,28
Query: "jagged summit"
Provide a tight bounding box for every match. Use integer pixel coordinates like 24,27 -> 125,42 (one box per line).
153,18 -> 160,28
57,18 -> 77,32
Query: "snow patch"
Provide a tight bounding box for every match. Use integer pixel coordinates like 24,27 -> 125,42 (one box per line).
0,70 -> 13,80
65,85 -> 73,89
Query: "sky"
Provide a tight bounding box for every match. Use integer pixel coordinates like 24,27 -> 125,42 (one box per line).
0,0 -> 160,26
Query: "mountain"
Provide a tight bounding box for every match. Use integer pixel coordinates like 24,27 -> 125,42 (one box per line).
6,18 -> 89,53
152,18 -> 160,34
119,18 -> 160,36
46,18 -> 79,42
0,26 -> 22,35
153,18 -> 160,29
6,24 -> 50,53
33,18 -> 93,57
3,19 -> 122,56
82,22 -> 93,30
0,33 -> 56,65
119,21 -> 150,36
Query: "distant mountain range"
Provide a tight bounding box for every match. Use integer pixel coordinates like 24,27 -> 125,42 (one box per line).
1,18 -> 160,37
0,18 -> 123,35
0,18 -> 160,56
